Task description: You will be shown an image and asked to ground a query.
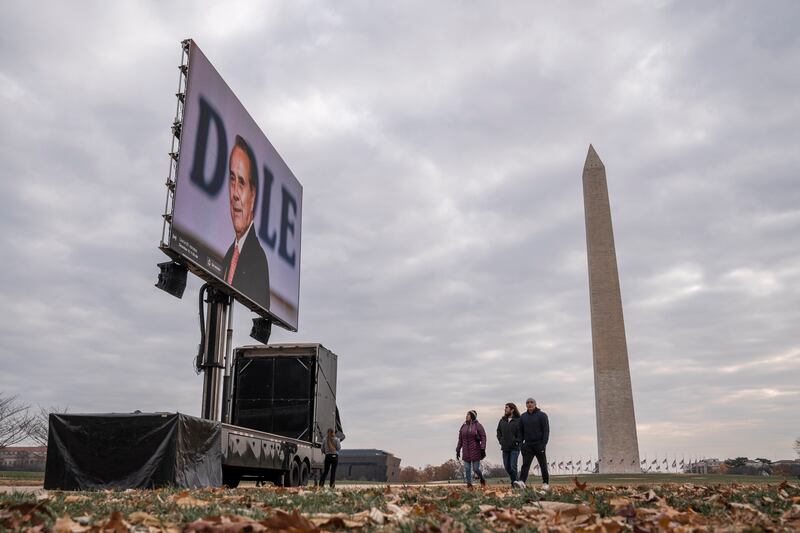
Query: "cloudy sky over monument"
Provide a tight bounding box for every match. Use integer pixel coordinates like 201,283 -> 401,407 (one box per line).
1,1 -> 798,467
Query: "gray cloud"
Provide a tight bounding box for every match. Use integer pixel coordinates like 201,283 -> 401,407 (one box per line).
1,0 -> 798,468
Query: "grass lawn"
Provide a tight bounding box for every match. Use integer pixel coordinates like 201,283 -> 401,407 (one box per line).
1,477 -> 798,531
0,471 -> 44,483
493,473 -> 789,486
399,473 -> 792,487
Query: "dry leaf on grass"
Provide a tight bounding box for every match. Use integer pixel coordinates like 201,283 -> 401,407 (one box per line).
53,514 -> 89,533
102,511 -> 130,533
128,511 -> 162,527
173,491 -> 209,507
368,507 -> 385,525
260,509 -> 317,532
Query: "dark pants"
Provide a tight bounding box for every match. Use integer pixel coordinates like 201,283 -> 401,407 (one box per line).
520,448 -> 549,484
319,454 -> 338,487
502,450 -> 520,483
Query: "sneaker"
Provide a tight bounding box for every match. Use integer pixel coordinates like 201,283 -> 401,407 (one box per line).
513,480 -> 526,489
542,483 -> 550,491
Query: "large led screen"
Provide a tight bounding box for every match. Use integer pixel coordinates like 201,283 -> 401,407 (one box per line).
169,41 -> 302,330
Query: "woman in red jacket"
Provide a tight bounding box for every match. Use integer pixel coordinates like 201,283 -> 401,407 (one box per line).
456,410 -> 487,488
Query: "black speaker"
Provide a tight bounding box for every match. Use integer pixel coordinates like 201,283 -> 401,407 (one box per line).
250,318 -> 272,344
155,261 -> 188,299
232,355 -> 314,439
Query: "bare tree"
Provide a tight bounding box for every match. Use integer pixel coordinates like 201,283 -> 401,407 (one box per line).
27,405 -> 69,447
0,393 -> 36,448
794,437 -> 800,458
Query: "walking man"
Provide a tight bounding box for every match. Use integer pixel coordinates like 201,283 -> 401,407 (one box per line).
516,398 -> 550,490
496,403 -> 521,486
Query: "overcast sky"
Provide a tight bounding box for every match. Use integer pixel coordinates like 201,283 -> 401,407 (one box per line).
1,1 -> 798,468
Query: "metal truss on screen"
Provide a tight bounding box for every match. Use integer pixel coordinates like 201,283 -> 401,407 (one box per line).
160,39 -> 190,250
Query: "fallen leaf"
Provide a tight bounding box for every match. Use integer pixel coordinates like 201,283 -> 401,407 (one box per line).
385,503 -> 409,521
128,511 -> 161,527
53,514 -> 89,533
173,491 -> 208,507
260,509 -> 317,532
102,511 -> 129,533
368,507 -> 385,525
609,497 -> 631,507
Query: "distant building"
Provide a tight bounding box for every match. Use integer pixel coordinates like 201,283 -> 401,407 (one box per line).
337,449 -> 401,482
0,446 -> 47,471
685,458 -> 720,474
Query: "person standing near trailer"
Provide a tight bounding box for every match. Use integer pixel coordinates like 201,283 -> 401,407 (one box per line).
318,428 -> 341,488
456,410 -> 487,488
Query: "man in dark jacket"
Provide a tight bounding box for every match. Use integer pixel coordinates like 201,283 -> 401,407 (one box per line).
222,135 -> 270,311
516,397 -> 550,490
496,403 -> 521,486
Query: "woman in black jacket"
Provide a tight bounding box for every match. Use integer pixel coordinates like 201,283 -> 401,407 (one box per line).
496,403 -> 521,486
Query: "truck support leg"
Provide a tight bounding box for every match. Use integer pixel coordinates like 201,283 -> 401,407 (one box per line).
200,287 -> 230,421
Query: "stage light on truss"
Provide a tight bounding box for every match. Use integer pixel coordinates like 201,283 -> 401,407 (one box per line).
250,317 -> 272,345
155,261 -> 188,299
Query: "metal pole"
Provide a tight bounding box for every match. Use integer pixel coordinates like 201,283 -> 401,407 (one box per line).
221,300 -> 235,424
201,288 -> 229,421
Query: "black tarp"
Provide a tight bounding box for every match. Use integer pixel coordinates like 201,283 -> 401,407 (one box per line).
44,412 -> 222,490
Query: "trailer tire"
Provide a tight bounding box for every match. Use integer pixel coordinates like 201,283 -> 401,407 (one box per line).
300,462 -> 310,486
289,460 -> 301,487
222,470 -> 241,488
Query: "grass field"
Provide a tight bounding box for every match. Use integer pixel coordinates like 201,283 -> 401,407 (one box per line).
0,471 -> 44,480
1,475 -> 798,531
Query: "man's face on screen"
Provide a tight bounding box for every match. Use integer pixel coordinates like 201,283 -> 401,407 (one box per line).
229,146 -> 256,241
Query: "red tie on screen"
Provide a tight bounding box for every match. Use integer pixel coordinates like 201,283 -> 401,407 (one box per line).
226,244 -> 240,284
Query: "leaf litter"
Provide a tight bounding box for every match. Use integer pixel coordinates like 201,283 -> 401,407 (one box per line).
0,481 -> 798,531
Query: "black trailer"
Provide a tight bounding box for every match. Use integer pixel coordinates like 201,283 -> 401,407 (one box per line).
44,343 -> 343,490
221,343 -> 342,487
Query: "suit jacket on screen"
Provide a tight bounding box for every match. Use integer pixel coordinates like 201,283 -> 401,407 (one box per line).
222,226 -> 270,310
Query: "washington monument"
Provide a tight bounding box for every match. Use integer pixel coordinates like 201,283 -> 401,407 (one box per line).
582,145 -> 641,474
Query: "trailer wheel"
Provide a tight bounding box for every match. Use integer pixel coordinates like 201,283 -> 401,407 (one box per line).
300,462 -> 310,486
289,461 -> 301,487
222,470 -> 241,488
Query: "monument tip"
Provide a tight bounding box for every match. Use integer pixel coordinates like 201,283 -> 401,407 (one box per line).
584,144 -> 604,170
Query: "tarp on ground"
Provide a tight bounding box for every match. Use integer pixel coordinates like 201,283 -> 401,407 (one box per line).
44,412 -> 222,490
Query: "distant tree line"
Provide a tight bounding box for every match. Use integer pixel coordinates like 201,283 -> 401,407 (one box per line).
720,456 -> 800,477
0,392 -> 66,448
399,460 -> 508,483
